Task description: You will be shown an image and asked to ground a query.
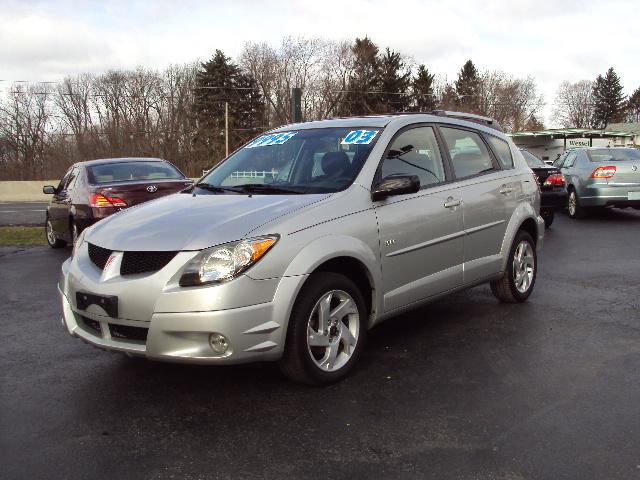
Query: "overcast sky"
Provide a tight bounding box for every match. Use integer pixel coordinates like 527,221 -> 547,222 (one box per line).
1,0 -> 638,126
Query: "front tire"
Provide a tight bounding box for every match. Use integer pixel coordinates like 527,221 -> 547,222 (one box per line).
490,230 -> 537,303
45,216 -> 67,249
279,272 -> 367,385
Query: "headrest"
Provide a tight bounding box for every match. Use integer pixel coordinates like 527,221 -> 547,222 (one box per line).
321,151 -> 350,176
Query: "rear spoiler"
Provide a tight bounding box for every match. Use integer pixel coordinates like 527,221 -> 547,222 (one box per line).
430,110 -> 504,132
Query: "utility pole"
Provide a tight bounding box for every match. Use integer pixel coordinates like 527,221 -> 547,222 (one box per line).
291,88 -> 302,123
225,101 -> 229,157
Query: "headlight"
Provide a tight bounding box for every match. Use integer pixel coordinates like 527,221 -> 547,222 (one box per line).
179,235 -> 279,287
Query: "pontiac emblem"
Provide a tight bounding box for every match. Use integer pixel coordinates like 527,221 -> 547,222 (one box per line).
146,185 -> 158,193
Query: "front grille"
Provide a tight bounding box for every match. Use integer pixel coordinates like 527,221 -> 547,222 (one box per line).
88,243 -> 113,270
80,316 -> 101,334
120,251 -> 177,276
109,324 -> 148,342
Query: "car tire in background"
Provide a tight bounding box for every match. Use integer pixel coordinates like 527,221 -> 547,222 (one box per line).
45,215 -> 67,249
279,272 -> 367,385
542,211 -> 554,228
567,189 -> 586,219
491,230 -> 537,303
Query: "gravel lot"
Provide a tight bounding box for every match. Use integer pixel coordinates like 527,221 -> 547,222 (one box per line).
1,210 -> 639,480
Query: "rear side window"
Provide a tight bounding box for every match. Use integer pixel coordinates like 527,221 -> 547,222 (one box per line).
587,148 -> 640,162
87,161 -> 185,184
381,126 -> 445,188
440,127 -> 496,179
486,135 -> 513,169
521,150 -> 546,168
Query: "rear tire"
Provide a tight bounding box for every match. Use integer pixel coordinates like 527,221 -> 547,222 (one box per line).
567,189 -> 586,219
542,211 -> 554,228
279,272 -> 367,385
491,230 -> 537,303
45,216 -> 67,249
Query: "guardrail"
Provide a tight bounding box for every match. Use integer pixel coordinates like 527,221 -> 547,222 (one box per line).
0,181 -> 59,202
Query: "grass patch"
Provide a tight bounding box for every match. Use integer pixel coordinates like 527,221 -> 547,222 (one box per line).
0,226 -> 47,246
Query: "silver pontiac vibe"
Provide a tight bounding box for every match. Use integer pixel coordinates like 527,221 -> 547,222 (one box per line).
59,112 -> 544,384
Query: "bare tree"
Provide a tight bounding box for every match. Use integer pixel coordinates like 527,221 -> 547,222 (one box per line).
552,80 -> 594,128
0,84 -> 54,179
478,71 -> 545,132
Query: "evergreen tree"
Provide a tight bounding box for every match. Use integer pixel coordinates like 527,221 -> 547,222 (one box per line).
193,50 -> 264,165
377,48 -> 411,112
454,60 -> 480,112
341,37 -> 380,116
591,67 -> 626,128
626,86 -> 640,122
411,65 -> 437,112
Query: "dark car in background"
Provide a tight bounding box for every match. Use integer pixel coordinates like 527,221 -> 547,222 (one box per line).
520,149 -> 567,228
43,158 -> 193,248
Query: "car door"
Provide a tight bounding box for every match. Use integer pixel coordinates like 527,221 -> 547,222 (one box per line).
438,126 -> 515,284
560,150 -> 578,190
374,125 -> 464,312
50,166 -> 79,236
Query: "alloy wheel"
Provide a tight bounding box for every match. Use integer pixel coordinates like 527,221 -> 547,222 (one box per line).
306,289 -> 359,372
568,192 -> 577,216
513,241 -> 535,293
46,220 -> 57,245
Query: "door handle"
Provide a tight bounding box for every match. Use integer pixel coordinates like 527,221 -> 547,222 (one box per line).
444,197 -> 461,209
499,185 -> 513,195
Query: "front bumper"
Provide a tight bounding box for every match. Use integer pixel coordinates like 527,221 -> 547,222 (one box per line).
59,250 -> 306,364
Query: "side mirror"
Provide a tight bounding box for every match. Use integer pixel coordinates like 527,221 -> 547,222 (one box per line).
43,185 -> 56,194
371,174 -> 420,201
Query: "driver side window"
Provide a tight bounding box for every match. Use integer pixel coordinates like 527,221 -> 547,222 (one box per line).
563,151 -> 577,168
381,126 -> 445,188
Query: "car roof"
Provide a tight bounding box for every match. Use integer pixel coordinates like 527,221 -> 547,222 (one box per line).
80,157 -> 167,167
269,112 -> 506,137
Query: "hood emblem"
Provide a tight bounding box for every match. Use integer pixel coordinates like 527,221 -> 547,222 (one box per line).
146,185 -> 158,193
632,165 -> 638,172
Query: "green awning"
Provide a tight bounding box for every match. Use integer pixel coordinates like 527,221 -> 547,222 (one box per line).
508,128 -> 635,138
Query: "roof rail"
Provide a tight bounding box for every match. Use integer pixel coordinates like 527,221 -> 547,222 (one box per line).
430,110 -> 503,132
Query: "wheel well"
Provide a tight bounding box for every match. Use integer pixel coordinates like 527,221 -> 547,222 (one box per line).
519,217 -> 538,245
312,257 -> 374,318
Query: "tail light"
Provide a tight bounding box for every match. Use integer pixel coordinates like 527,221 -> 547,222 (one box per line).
591,165 -> 616,179
90,193 -> 127,208
543,173 -> 565,186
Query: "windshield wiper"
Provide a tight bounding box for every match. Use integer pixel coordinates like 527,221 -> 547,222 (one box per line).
232,184 -> 306,194
193,182 -> 242,194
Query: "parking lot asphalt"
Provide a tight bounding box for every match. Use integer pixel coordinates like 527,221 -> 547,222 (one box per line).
1,209 -> 639,480
0,202 -> 48,226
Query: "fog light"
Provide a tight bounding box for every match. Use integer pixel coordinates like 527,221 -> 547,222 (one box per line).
209,333 -> 229,354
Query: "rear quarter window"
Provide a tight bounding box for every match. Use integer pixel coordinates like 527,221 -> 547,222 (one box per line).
486,135 -> 514,169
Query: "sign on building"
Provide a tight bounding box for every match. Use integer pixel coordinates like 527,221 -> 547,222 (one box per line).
567,138 -> 590,148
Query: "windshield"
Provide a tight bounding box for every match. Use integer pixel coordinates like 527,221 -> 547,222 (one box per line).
520,150 -> 546,168
199,128 -> 381,194
587,148 -> 640,163
87,161 -> 185,184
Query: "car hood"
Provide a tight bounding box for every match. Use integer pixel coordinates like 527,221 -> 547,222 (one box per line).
85,192 -> 330,251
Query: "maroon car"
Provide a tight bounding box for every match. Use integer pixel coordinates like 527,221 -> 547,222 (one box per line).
43,157 -> 193,248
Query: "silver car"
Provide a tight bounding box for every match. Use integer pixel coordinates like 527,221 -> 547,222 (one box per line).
553,147 -> 640,218
59,112 -> 544,384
